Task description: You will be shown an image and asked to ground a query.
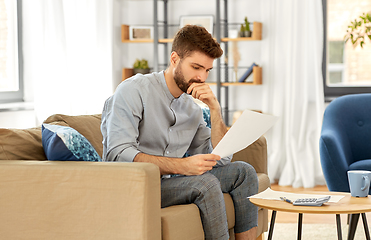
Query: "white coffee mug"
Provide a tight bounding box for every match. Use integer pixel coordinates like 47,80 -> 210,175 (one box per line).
348,170 -> 371,197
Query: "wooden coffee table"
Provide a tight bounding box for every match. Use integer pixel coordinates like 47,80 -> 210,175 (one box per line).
250,191 -> 371,240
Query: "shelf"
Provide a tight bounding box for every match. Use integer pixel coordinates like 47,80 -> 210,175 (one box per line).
208,66 -> 262,85
122,66 -> 262,85
221,22 -> 262,41
121,22 -> 262,43
122,68 -> 133,81
121,25 -> 171,43
122,39 -> 173,43
158,39 -> 174,43
208,82 -> 259,86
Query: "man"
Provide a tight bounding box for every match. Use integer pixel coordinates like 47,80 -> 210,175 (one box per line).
101,25 -> 258,240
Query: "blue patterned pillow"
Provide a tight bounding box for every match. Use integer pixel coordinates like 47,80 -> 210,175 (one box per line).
202,107 -> 211,128
42,124 -> 102,161
183,107 -> 211,159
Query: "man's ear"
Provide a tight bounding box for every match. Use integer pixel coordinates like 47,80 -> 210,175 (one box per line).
170,51 -> 180,66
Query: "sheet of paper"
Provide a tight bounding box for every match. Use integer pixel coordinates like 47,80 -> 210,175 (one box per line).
248,188 -> 345,203
212,110 -> 278,158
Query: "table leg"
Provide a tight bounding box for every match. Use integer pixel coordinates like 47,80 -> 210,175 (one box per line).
267,210 -> 276,240
348,213 -> 360,240
336,214 -> 343,240
297,213 -> 303,240
361,213 -> 370,240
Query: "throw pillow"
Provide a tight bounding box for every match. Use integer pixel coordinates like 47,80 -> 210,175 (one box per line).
201,107 -> 211,128
42,124 -> 102,161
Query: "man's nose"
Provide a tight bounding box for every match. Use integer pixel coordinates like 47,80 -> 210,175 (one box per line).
196,72 -> 208,82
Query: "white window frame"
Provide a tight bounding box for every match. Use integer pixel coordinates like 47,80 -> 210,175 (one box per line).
322,0 -> 371,101
0,0 -> 23,103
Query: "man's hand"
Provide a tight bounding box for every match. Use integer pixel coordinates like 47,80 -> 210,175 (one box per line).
134,152 -> 220,176
187,82 -> 228,148
180,154 -> 221,175
187,83 -> 219,110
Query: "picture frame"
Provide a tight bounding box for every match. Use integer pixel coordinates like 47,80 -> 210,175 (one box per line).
179,15 -> 214,36
129,26 -> 154,40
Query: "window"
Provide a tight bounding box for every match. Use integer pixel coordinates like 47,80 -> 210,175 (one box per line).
0,0 -> 23,103
323,0 -> 371,100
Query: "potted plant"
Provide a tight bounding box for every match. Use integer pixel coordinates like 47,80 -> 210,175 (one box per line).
133,58 -> 150,75
239,17 -> 251,38
344,12 -> 371,48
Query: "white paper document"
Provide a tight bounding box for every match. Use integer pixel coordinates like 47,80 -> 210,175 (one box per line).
249,188 -> 345,203
212,110 -> 278,158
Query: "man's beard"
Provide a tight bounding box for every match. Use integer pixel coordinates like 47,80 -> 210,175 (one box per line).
174,61 -> 202,93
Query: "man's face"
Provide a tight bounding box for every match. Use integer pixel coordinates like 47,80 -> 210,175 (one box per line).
173,51 -> 214,93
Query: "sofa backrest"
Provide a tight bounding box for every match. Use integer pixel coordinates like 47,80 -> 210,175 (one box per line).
0,127 -> 47,160
44,114 -> 103,157
0,114 -> 103,161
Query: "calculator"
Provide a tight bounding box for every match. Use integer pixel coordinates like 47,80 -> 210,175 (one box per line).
293,196 -> 331,206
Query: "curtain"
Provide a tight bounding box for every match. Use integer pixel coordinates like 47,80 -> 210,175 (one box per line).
23,0 -> 113,124
261,0 -> 326,188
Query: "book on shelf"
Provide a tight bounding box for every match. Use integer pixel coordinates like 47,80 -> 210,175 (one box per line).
238,62 -> 258,83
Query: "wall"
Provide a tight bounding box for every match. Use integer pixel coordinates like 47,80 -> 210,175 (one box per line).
0,110 -> 36,129
120,0 -> 264,123
0,102 -> 36,129
0,0 -> 263,129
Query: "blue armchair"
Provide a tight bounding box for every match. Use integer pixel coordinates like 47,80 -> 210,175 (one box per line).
320,93 -> 371,194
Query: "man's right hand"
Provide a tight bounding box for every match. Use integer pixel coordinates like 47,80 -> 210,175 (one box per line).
134,152 -> 221,176
180,154 -> 221,175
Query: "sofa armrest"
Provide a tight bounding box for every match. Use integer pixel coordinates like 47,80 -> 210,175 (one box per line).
0,160 -> 161,240
231,136 -> 267,174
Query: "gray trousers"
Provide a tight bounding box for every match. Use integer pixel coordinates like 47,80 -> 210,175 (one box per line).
161,161 -> 258,240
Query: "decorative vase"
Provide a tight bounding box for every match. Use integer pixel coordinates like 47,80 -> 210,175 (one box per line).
133,68 -> 150,75
239,31 -> 251,38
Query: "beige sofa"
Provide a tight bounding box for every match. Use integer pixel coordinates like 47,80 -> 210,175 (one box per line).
0,114 -> 270,240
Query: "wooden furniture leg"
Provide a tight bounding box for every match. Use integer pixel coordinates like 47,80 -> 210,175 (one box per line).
361,213 -> 370,240
267,210 -> 277,240
336,214 -> 342,240
348,214 -> 360,240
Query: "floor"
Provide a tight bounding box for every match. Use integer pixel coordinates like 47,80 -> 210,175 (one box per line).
269,183 -> 371,224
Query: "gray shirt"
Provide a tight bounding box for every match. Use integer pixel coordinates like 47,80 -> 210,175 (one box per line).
101,71 -> 231,166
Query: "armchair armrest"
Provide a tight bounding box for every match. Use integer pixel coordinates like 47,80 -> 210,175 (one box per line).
231,136 -> 267,174
320,129 -> 352,192
0,160 -> 161,240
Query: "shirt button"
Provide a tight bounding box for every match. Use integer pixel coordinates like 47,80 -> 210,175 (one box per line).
166,151 -> 169,154
169,128 -> 172,132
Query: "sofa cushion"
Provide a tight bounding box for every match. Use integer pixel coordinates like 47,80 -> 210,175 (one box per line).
0,127 -> 47,160
161,194 -> 235,240
223,193 -> 235,230
161,204 -> 204,240
42,124 -> 102,162
232,136 -> 267,174
43,114 -> 103,157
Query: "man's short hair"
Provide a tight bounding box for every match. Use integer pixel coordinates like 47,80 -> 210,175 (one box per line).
171,25 -> 223,59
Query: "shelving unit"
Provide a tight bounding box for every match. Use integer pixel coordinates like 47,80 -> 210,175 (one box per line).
121,0 -> 263,125
208,66 -> 262,86
121,22 -> 262,43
